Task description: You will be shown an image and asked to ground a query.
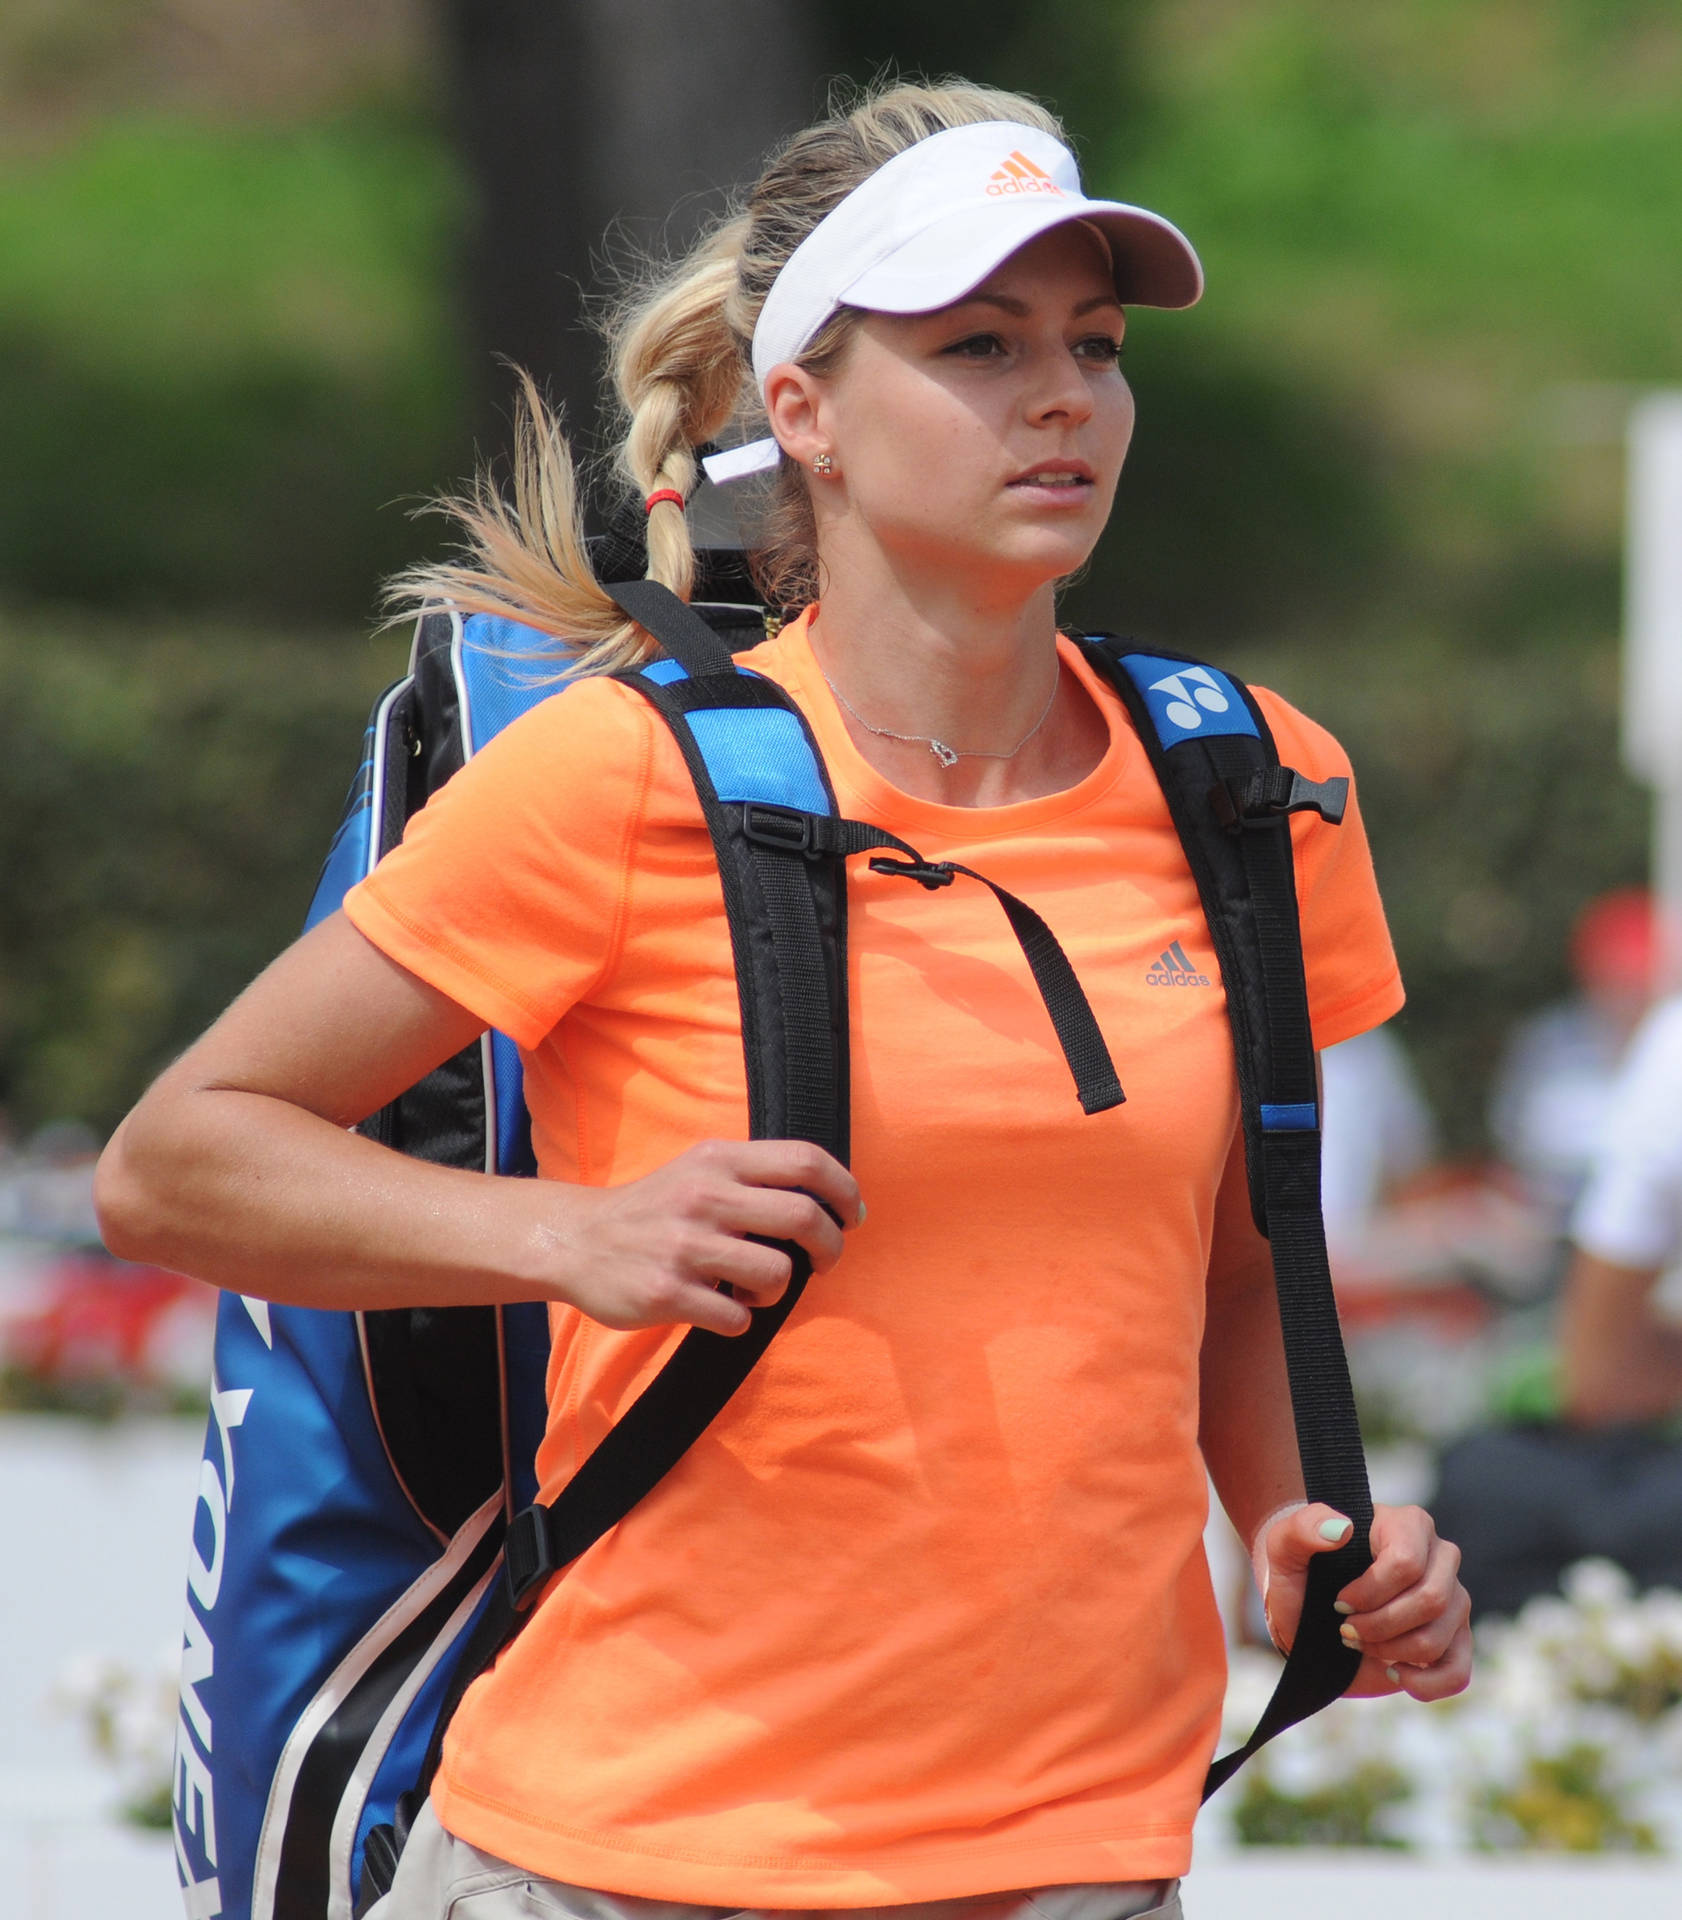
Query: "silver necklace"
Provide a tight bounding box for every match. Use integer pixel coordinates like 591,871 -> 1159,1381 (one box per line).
816,657 -> 1061,768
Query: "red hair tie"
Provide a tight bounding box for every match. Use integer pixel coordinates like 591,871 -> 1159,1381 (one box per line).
644,488 -> 686,514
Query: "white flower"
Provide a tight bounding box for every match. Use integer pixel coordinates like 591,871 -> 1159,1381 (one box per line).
1484,1645 -> 1558,1720
1604,1611 -> 1659,1669
1563,1558 -> 1634,1611
1511,1594 -> 1576,1645
51,1650 -> 127,1714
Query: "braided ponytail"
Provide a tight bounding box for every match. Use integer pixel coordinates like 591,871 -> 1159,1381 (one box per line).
386,79 -> 1066,672
609,219 -> 748,612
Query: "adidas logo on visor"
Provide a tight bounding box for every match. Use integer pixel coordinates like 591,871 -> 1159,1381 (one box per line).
987,150 -> 1063,197
1146,941 -> 1212,988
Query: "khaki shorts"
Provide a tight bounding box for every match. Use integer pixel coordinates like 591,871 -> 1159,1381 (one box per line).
364,1802 -> 1182,1920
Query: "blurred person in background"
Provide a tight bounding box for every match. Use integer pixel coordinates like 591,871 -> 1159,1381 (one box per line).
1434,988 -> 1682,1619
1319,1024 -> 1437,1266
1489,888 -> 1660,1226
1561,992 -> 1682,1427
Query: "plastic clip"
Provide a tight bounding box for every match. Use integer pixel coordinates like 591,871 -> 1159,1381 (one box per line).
1211,767 -> 1349,832
869,855 -> 956,890
740,803 -> 822,857
503,1506 -> 557,1611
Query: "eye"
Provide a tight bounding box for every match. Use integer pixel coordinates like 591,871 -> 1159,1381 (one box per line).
1075,334 -> 1125,365
942,332 -> 1009,360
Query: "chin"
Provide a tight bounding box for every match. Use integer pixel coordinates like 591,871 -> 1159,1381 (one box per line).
991,532 -> 1099,587
894,522 -> 1099,596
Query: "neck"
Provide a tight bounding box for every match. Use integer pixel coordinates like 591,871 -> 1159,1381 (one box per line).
805,546 -> 1105,806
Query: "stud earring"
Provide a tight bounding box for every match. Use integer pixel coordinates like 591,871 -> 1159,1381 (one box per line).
812,452 -> 836,478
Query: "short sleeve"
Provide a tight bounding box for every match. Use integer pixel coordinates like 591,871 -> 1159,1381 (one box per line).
1252,687 -> 1405,1051
342,675 -> 658,1049
1571,997 -> 1682,1270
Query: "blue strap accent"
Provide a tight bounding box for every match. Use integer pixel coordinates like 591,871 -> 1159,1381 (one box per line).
1120,653 -> 1259,750
1261,1101 -> 1319,1132
305,781 -> 374,931
688,707 -> 831,814
640,657 -> 689,685
459,614 -> 572,750
489,1031 -> 536,1178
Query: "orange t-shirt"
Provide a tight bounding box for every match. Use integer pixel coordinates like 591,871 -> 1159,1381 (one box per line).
343,610 -> 1402,1903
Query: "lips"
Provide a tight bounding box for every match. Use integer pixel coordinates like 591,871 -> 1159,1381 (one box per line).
1006,460 -> 1094,489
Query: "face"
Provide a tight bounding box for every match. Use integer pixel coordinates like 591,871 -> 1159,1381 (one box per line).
764,222 -> 1134,602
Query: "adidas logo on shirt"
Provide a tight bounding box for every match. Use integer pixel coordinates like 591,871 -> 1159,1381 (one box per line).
1146,941 -> 1211,988
986,150 -> 1063,197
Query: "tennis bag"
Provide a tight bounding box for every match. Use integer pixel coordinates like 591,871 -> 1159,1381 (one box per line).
172,580 -> 1371,1920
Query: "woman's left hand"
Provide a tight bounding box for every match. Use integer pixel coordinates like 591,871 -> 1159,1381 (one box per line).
1257,1501 -> 1472,1701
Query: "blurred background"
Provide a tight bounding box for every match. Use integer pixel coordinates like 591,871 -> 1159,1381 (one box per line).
2,1 -> 1681,1911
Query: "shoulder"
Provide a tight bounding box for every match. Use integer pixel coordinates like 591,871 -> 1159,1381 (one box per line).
468,664 -> 657,762
1244,682 -> 1355,783
437,664 -> 678,811
1080,645 -> 1357,782
1619,996 -> 1682,1093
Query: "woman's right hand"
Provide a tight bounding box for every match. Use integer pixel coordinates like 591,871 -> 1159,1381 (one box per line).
541,1139 -> 865,1336
99,915 -> 864,1327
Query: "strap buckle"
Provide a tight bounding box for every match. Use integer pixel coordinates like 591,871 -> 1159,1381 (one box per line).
1211,767 -> 1349,833
502,1505 -> 556,1612
740,802 -> 823,857
868,854 -> 956,890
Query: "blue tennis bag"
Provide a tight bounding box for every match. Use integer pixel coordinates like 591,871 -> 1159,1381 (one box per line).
170,593 -> 767,1920
169,580 -> 1373,1920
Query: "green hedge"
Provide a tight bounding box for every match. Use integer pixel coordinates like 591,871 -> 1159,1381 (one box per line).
0,112 -> 468,621
0,606 -> 406,1130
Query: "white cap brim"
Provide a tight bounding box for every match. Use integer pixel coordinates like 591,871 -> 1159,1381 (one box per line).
842,195 -> 1203,317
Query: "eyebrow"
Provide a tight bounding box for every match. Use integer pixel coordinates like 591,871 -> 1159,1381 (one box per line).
947,291 -> 1125,319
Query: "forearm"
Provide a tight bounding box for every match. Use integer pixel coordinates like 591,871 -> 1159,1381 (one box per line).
96,914 -> 860,1334
98,1088 -> 567,1309
1200,1241 -> 1304,1553
95,913 -> 570,1310
1560,1251 -> 1682,1425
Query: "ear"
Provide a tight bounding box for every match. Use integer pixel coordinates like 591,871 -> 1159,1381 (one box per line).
763,363 -> 831,472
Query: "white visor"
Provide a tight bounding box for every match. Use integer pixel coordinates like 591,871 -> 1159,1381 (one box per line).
703,120 -> 1202,483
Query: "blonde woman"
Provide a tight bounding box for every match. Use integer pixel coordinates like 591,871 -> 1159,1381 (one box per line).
99,80 -> 1469,1920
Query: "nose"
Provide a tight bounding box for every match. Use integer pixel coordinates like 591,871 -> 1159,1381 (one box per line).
1025,341 -> 1096,427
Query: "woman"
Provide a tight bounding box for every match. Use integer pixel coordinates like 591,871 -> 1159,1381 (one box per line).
98,80 -> 1470,1920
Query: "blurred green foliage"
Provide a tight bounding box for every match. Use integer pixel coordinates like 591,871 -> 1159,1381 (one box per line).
0,607 -> 406,1130
0,111 -> 468,619
1471,1742 -> 1661,1852
1,0 -> 1679,1141
1233,1756 -> 1413,1848
1054,0 -> 1680,1141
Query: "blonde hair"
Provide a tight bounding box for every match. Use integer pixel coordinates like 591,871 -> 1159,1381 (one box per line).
386,78 -> 1066,673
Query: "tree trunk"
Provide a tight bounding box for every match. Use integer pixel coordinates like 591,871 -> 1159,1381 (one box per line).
438,0 -> 820,497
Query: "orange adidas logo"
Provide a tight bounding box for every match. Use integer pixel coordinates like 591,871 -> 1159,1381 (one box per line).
986,150 -> 1063,197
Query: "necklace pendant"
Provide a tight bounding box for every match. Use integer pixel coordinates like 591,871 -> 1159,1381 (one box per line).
929,740 -> 959,768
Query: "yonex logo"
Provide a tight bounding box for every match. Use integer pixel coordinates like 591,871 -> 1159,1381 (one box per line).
1149,666 -> 1231,732
987,150 -> 1063,197
1146,941 -> 1211,987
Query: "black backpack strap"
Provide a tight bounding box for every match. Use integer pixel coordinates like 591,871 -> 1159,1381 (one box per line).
381,592 -> 1124,1870
1079,635 -> 1373,1798
609,575 -> 740,677
738,806 -> 1123,1117
400,583 -> 851,1827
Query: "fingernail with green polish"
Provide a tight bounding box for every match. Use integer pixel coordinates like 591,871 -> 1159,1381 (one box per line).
1386,1665 -> 1402,1684
1318,1516 -> 1354,1542
1333,1601 -> 1355,1615
1339,1623 -> 1362,1648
